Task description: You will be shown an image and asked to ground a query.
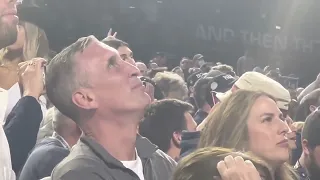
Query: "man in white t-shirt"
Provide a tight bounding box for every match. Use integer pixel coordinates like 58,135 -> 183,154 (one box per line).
47,36 -> 176,180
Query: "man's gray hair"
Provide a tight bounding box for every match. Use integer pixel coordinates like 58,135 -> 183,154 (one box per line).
46,35 -> 95,123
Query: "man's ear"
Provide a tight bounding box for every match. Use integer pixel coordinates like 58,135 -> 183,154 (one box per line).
172,131 -> 182,146
310,105 -> 317,112
302,139 -> 310,155
72,89 -> 98,110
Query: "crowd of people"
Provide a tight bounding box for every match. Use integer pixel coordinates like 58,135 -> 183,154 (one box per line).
1,1 -> 320,180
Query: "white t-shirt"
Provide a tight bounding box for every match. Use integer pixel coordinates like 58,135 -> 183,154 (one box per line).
0,88 -> 16,180
121,149 -> 145,180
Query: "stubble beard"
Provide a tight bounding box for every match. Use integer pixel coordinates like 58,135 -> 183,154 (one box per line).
0,19 -> 17,49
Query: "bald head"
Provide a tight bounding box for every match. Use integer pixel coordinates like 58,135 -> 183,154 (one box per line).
136,62 -> 148,76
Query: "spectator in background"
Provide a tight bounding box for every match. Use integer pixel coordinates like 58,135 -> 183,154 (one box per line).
102,38 -> 135,65
199,90 -> 297,180
19,107 -> 81,180
139,99 -> 196,161
200,63 -> 211,73
188,68 -> 201,77
193,71 -> 236,125
212,64 -> 236,77
237,50 -> 256,75
153,71 -> 188,101
253,66 -> 264,73
192,54 -> 205,68
198,71 -> 291,130
147,66 -> 168,78
139,76 -> 164,101
153,52 -> 167,67
0,21 -> 49,90
136,61 -> 148,76
295,89 -> 320,122
173,147 -> 272,180
0,20 -> 49,122
172,66 -> 185,80
103,37 -> 157,103
178,72 -> 236,159
46,36 -> 176,180
180,58 -> 194,78
295,110 -> 320,179
186,71 -> 204,109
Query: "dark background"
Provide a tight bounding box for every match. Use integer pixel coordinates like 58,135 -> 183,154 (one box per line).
20,0 -> 320,87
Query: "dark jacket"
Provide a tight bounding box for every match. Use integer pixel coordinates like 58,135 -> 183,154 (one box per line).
294,162 -> 310,180
291,132 -> 302,165
194,110 -> 208,125
19,137 -> 70,180
179,131 -> 201,159
4,96 -> 43,174
51,135 -> 176,180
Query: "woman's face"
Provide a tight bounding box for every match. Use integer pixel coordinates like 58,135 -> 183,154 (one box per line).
7,24 -> 25,50
247,96 -> 290,166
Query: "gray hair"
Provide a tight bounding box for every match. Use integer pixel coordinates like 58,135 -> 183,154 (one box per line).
46,36 -> 95,123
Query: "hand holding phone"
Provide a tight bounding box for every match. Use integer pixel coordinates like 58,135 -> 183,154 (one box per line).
18,58 -> 47,99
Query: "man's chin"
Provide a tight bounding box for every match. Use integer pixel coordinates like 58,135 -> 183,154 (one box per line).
0,23 -> 18,49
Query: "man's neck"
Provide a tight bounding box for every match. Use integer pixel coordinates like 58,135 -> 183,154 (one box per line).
60,133 -> 80,148
298,155 -> 309,175
83,115 -> 140,161
166,147 -> 180,161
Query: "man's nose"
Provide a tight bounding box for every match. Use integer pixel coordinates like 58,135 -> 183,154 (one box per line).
124,61 -> 140,77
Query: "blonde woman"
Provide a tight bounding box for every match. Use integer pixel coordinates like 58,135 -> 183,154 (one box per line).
0,21 -> 49,121
0,21 -> 49,90
199,90 -> 298,180
173,147 -> 272,180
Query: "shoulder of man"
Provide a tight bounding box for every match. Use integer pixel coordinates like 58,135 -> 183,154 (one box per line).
149,149 -> 177,173
51,156 -> 109,180
51,140 -> 110,180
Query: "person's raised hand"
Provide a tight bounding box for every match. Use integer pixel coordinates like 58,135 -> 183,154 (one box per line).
18,58 -> 46,99
106,28 -> 117,40
217,155 -> 261,180
316,73 -> 320,83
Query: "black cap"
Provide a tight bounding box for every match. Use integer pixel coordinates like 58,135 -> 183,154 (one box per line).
205,73 -> 238,93
187,71 -> 204,88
